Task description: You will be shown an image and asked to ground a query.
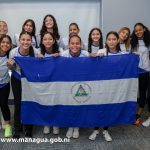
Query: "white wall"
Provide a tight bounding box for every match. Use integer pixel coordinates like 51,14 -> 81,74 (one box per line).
0,0 -> 150,41
102,0 -> 150,38
0,0 -> 100,43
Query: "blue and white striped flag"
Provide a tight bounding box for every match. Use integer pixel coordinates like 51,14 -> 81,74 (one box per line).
15,54 -> 139,127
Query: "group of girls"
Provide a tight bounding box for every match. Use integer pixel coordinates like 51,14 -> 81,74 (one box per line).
0,14 -> 150,142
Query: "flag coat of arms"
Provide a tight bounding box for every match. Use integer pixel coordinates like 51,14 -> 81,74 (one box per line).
15,54 -> 139,127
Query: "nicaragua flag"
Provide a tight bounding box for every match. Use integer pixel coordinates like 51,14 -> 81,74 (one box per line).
15,54 -> 139,127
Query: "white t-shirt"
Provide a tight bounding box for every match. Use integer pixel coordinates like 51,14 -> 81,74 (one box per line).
136,40 -> 150,72
120,43 -> 131,54
0,55 -> 9,87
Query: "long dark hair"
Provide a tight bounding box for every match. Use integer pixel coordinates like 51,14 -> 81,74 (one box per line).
40,14 -> 60,40
88,28 -> 103,53
40,32 -> 59,55
131,23 -> 150,49
105,31 -> 121,54
19,31 -> 35,57
0,35 -> 12,58
22,19 -> 38,48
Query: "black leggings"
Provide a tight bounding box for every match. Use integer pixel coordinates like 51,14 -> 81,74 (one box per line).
0,83 -> 10,121
138,73 -> 150,110
11,76 -> 32,132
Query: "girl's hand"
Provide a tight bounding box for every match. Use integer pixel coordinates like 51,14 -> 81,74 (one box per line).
97,53 -> 105,57
7,59 -> 16,70
133,51 -> 140,55
90,53 -> 97,57
36,54 -> 44,58
51,53 -> 60,57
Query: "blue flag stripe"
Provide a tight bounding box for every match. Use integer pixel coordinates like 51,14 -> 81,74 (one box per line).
15,54 -> 139,82
21,101 -> 136,127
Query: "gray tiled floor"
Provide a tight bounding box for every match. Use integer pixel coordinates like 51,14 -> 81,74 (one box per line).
0,105 -> 150,150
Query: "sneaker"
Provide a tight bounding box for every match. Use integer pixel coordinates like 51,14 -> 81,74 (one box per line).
89,130 -> 99,141
43,126 -> 50,134
4,124 -> 12,138
66,128 -> 73,138
53,126 -> 59,134
73,127 -> 79,139
142,117 -> 150,127
102,130 -> 112,142
134,118 -> 141,125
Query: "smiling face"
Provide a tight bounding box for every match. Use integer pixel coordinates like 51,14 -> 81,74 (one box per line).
19,33 -> 32,50
0,21 -> 8,36
45,16 -> 54,30
119,29 -> 129,42
106,33 -> 119,51
69,25 -> 79,36
91,29 -> 101,43
69,36 -> 81,55
134,24 -> 145,39
24,21 -> 33,33
0,37 -> 11,54
42,33 -> 54,50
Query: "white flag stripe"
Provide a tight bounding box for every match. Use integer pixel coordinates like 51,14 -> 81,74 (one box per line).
22,78 -> 138,106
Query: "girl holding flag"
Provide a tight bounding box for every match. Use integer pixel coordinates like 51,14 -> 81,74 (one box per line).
87,27 -> 103,56
89,31 -> 124,142
38,31 -> 60,134
7,31 -> 40,138
61,35 -> 89,139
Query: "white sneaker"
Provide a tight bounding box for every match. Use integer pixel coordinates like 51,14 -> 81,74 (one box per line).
89,130 -> 99,140
53,126 -> 59,134
102,130 -> 112,142
142,117 -> 150,127
43,126 -> 50,134
66,128 -> 73,138
73,127 -> 79,138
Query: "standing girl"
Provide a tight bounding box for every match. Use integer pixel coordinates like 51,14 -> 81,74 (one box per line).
61,35 -> 89,139
7,32 -> 40,138
13,19 -> 39,48
130,23 -> 150,126
0,35 -> 12,137
88,27 -> 103,56
118,27 -> 131,53
39,14 -> 60,44
59,23 -> 85,51
89,31 -> 123,142
39,31 -> 60,135
0,20 -> 9,129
